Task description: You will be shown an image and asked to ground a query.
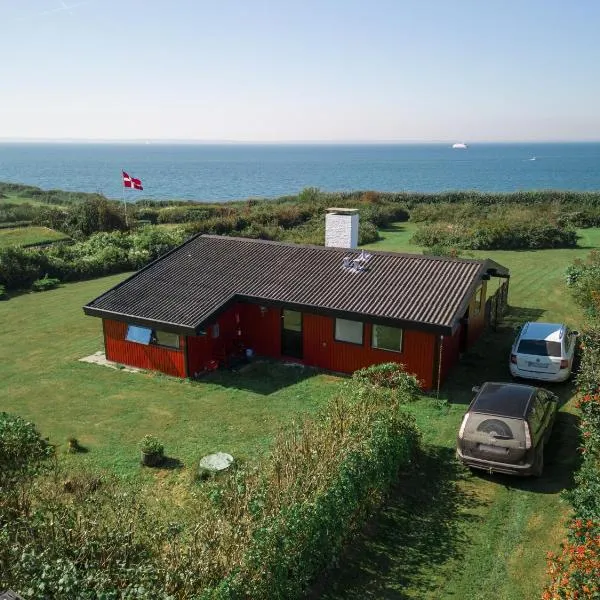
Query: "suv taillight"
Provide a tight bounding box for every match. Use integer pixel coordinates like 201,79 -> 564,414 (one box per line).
510,354 -> 517,364
458,414 -> 470,439
560,359 -> 569,369
524,421 -> 532,450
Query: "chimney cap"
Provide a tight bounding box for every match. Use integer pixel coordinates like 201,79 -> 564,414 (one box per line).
326,208 -> 359,215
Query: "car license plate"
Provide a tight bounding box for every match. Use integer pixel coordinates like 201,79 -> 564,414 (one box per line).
478,444 -> 509,455
528,362 -> 548,368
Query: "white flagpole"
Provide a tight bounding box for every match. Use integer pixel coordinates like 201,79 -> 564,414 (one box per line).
122,169 -> 129,228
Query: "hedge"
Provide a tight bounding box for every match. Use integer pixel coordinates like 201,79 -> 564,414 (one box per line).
1,377 -> 421,598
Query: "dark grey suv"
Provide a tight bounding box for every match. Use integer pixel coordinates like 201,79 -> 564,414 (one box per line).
456,382 -> 558,476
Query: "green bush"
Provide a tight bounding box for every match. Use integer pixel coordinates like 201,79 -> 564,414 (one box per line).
0,246 -> 45,290
352,362 -> 422,401
0,284 -> 6,299
566,251 -> 600,320
31,276 -> 60,292
411,219 -> 577,251
138,435 -> 164,456
1,383 -> 421,598
0,412 -> 53,483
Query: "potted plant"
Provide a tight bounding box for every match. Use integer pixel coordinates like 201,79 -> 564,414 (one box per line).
139,434 -> 164,467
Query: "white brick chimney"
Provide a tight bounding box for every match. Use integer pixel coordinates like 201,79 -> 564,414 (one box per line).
325,208 -> 359,249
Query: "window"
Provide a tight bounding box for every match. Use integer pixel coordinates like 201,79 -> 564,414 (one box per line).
125,325 -> 179,349
153,330 -> 180,349
517,339 -> 562,357
335,318 -> 364,345
473,285 -> 483,316
125,325 -> 152,345
372,324 -> 403,352
211,323 -> 220,338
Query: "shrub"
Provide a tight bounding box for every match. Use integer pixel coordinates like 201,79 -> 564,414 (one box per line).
544,520 -> 600,600
566,252 -> 600,320
138,435 -> 164,456
31,276 -> 60,292
0,246 -> 45,290
0,412 -> 53,483
352,362 -> 422,402
0,284 -> 5,299
543,327 -> 600,598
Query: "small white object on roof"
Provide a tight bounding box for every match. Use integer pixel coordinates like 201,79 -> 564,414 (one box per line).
452,142 -> 468,149
199,452 -> 234,472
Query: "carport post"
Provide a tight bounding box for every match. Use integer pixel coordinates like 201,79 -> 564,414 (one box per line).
436,334 -> 444,398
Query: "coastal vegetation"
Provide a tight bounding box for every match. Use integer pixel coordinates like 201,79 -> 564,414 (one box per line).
541,250 -> 600,599
3,182 -> 600,294
1,223 -> 598,597
2,181 -> 600,597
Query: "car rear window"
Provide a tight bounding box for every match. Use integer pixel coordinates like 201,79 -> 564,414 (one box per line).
517,339 -> 562,357
465,413 -> 526,445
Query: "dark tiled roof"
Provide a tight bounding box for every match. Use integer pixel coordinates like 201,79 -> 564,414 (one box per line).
84,235 -> 508,335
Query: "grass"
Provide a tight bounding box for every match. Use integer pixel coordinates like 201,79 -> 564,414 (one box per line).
0,192 -> 57,207
0,225 -> 70,248
316,224 -> 600,600
2,225 -> 598,597
0,275 -> 339,479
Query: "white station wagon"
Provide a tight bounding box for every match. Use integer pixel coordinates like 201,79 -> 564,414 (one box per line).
509,322 -> 578,383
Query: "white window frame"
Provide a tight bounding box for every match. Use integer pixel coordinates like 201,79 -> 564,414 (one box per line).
334,318 -> 364,345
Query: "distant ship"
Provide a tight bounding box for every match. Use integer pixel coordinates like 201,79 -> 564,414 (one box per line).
452,142 -> 468,149
529,156 -> 536,161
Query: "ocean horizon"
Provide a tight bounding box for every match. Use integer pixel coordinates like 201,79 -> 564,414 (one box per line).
1,142 -> 599,202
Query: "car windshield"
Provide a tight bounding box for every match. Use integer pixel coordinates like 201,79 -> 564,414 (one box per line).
517,339 -> 562,357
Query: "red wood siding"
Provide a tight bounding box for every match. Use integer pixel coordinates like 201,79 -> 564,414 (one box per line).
303,314 -> 437,389
238,303 -> 282,358
103,319 -> 186,377
440,326 -> 461,383
186,334 -> 211,377
467,280 -> 488,347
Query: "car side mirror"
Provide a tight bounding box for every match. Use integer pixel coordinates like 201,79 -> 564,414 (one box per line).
550,394 -> 559,402
572,330 -> 579,337
471,386 -> 480,394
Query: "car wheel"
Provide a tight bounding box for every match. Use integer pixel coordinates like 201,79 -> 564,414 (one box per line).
532,445 -> 544,478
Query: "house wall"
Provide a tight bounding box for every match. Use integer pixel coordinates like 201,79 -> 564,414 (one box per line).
102,301 -> 465,389
185,303 -> 439,389
302,314 -> 438,389
103,319 -> 187,377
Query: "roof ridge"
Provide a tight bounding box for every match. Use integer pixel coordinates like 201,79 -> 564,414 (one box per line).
199,234 -> 488,265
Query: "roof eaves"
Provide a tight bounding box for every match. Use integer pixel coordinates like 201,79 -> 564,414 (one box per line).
236,294 -> 454,335
83,306 -> 198,335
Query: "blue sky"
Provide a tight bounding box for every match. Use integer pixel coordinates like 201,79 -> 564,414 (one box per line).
2,0 -> 599,141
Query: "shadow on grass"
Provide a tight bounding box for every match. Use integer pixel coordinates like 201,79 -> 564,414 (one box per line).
193,359 -> 319,395
160,456 -> 184,470
471,410 -> 582,495
312,445 -> 484,600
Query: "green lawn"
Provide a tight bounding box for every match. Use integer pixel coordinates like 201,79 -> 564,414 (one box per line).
0,193 -> 56,207
318,225 -> 600,600
2,227 -> 597,598
0,225 -> 70,248
0,275 -> 338,478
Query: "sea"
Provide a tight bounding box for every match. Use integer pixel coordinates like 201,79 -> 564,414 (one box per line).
1,142 -> 599,202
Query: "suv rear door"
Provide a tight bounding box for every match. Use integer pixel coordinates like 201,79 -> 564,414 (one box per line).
460,412 -> 529,465
515,338 -> 563,376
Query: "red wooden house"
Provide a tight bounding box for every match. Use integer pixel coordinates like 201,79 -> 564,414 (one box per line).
83,230 -> 509,391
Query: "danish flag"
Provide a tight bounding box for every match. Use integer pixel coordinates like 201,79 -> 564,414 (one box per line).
122,171 -> 143,190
